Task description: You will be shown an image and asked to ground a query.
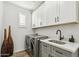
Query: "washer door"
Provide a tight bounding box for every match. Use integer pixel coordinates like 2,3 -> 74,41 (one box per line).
30,38 -> 35,56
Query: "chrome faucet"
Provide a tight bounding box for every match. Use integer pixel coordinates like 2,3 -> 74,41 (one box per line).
56,29 -> 64,40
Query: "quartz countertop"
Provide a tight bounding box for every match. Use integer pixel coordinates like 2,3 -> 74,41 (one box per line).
40,38 -> 79,53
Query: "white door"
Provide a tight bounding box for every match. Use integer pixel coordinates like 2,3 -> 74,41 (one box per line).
59,1 -> 76,24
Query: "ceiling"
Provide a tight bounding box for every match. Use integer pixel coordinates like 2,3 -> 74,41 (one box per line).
9,1 -> 44,11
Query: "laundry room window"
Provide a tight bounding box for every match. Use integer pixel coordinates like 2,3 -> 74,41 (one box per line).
19,13 -> 26,27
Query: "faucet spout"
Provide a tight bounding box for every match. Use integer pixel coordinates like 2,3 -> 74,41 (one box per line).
56,29 -> 64,40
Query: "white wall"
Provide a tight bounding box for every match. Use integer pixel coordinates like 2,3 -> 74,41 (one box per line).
0,2 -> 3,53
3,2 -> 33,52
2,1 -> 79,54
35,23 -> 79,43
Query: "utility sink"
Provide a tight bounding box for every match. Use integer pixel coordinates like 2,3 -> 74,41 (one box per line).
48,40 -> 66,45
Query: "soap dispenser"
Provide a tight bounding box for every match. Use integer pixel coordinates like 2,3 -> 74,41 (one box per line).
69,35 -> 75,42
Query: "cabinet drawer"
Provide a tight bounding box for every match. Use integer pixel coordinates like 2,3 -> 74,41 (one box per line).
54,46 -> 72,57
42,42 -> 50,50
54,52 -> 65,57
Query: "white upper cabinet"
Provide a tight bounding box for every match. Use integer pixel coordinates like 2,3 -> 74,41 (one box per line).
32,10 -> 37,27
44,1 -> 58,25
38,3 -> 46,27
32,2 -> 44,28
32,1 -> 79,28
32,1 -> 59,28
59,1 -> 77,24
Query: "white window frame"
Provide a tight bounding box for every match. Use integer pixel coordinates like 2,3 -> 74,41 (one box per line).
19,13 -> 26,27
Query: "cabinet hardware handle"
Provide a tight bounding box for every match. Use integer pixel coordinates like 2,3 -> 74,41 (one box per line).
48,54 -> 54,57
55,17 -> 57,23
55,50 -> 63,54
40,22 -> 42,25
43,45 -> 47,47
57,16 -> 59,19
57,16 -> 59,22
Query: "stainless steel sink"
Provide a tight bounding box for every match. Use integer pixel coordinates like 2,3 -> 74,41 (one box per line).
48,40 -> 66,45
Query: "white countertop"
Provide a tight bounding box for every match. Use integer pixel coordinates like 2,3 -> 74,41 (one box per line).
40,38 -> 79,53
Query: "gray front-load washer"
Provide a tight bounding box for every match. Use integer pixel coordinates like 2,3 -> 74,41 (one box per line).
25,33 -> 48,57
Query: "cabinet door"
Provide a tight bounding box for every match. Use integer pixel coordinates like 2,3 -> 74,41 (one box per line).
38,1 -> 59,26
41,42 -> 48,57
50,45 -> 55,57
41,42 -> 51,57
32,12 -> 37,28
32,9 -> 41,28
32,3 -> 46,28
37,3 -> 46,27
59,1 -> 77,24
45,1 -> 59,25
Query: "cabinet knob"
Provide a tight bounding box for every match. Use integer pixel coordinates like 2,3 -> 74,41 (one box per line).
55,50 -> 63,54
